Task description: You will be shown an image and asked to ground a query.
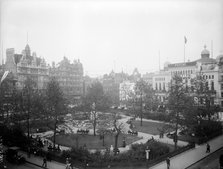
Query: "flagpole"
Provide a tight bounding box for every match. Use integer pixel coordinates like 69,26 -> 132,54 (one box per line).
184,40 -> 185,63
184,36 -> 187,63
159,50 -> 160,71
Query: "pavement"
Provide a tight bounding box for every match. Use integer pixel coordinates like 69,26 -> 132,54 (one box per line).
19,150 -> 77,169
150,134 -> 223,169
187,147 -> 223,169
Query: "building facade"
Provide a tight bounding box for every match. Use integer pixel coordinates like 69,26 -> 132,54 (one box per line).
50,57 -> 84,102
5,44 -> 49,89
152,46 -> 223,107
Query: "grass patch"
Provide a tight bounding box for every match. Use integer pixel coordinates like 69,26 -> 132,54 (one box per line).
132,121 -> 173,135
52,133 -> 140,149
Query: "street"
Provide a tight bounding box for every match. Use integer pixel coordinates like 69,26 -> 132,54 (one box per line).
187,147 -> 223,169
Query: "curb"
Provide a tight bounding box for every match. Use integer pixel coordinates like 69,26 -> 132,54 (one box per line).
184,146 -> 223,169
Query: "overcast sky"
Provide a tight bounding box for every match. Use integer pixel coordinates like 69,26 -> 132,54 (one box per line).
1,0 -> 223,77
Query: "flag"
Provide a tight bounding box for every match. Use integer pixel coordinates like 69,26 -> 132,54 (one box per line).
184,36 -> 187,44
0,71 -> 9,83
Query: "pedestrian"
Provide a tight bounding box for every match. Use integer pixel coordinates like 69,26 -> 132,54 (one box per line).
65,157 -> 71,169
42,156 -> 47,168
27,147 -> 31,158
219,154 -> 223,169
166,157 -> 170,169
206,143 -> 210,153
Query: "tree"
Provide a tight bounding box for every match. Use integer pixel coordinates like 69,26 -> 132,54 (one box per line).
46,77 -> 65,148
112,113 -> 124,155
167,74 -> 193,150
22,76 -> 37,138
0,72 -> 17,124
134,79 -> 155,126
83,81 -> 110,136
191,72 -> 218,121
97,118 -> 111,147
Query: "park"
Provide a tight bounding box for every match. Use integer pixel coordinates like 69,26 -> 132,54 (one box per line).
0,74 -> 222,169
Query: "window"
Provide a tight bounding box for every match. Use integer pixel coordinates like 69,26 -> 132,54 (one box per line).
159,83 -> 162,90
212,75 -> 214,79
221,84 -> 223,90
163,82 -> 165,91
156,83 -> 158,90
221,101 -> 223,107
221,92 -> 223,98
211,81 -> 214,90
205,82 -> 209,90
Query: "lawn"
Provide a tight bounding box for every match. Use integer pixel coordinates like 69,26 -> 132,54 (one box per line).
132,120 -> 173,135
52,133 -> 140,149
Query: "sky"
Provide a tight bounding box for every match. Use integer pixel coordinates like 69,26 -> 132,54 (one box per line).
0,0 -> 223,77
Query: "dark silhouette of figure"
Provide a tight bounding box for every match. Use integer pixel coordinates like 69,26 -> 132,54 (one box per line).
166,157 -> 170,169
219,154 -> 223,169
206,143 -> 210,153
42,156 -> 47,168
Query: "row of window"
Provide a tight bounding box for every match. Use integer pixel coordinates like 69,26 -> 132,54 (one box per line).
203,75 -> 214,80
155,77 -> 165,81
171,69 -> 194,76
155,81 -> 215,91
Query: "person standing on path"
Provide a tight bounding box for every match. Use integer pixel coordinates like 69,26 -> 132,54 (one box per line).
206,143 -> 210,153
166,157 -> 170,169
42,156 -> 47,168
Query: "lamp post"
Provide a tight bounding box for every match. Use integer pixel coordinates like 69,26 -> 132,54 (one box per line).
145,146 -> 150,168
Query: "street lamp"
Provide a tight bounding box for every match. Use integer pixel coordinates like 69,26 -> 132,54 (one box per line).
145,146 -> 150,168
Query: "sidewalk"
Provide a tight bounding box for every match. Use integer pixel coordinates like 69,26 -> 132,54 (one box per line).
150,134 -> 223,169
20,151 -> 79,169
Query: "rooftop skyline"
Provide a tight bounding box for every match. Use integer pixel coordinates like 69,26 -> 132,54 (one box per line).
1,0 -> 223,77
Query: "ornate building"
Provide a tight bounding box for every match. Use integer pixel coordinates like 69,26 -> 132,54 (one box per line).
5,44 -> 49,89
152,45 -> 223,107
50,57 -> 84,102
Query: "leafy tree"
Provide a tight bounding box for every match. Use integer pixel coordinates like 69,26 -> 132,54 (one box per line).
0,72 -> 17,123
83,81 -> 111,136
46,77 -> 66,148
97,118 -> 111,146
134,79 -> 156,126
22,76 -> 37,138
191,72 -> 219,120
167,74 -> 193,149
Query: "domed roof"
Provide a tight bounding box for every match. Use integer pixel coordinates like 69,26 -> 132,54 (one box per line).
201,45 -> 210,55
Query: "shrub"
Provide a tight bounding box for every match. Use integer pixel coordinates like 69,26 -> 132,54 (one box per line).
143,112 -> 171,122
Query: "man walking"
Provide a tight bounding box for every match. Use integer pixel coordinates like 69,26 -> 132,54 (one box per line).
42,156 -> 47,168
166,157 -> 170,169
